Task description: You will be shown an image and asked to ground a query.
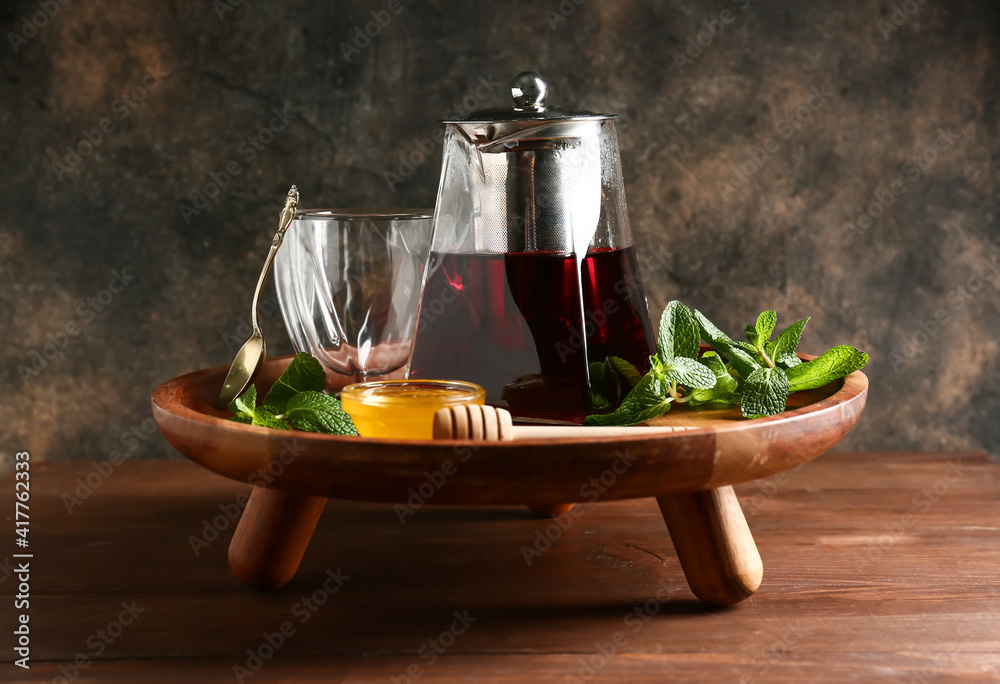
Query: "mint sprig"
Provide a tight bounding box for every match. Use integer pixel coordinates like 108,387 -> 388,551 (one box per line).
226,352 -> 359,436
586,301 -> 714,426
585,301 -> 868,425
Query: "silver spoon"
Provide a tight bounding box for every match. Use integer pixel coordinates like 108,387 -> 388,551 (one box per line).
216,185 -> 299,409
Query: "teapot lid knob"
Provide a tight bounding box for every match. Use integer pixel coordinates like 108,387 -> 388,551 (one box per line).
511,71 -> 548,110
445,71 -> 613,123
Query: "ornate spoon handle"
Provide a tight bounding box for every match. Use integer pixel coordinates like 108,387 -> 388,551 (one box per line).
250,186 -> 298,331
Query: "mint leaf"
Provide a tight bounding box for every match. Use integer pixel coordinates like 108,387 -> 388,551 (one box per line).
694,310 -> 732,344
606,356 -> 642,388
657,301 -> 700,361
590,356 -> 643,412
584,373 -> 672,426
758,311 -> 777,340
229,384 -> 257,416
263,352 -> 327,412
694,310 -> 761,379
740,366 -> 789,419
777,354 -> 802,369
251,405 -> 292,430
771,317 -> 809,365
785,345 -> 869,392
284,391 -> 359,436
228,385 -> 257,424
589,362 -> 611,410
697,351 -> 727,375
660,356 -> 717,390
689,353 -> 741,406
747,310 -> 777,349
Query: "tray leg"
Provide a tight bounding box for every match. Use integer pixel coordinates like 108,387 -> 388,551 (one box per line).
656,485 -> 763,605
527,504 -> 575,518
228,486 -> 327,590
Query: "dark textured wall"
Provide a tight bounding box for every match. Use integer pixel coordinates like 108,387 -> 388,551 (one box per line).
2,0 -> 998,467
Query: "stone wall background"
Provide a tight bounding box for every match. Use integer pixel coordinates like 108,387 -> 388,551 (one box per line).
1,0 -> 998,465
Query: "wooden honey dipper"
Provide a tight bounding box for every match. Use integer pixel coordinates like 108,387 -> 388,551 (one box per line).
432,404 -> 695,441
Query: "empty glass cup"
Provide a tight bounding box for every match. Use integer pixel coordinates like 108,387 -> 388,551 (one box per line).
274,209 -> 434,383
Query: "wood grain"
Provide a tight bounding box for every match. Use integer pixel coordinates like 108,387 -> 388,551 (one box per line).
2,453 -> 998,682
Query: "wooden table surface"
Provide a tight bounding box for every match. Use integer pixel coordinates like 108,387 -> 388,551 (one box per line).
2,452 -> 999,682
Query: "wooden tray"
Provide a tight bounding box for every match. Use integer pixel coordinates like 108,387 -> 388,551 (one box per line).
152,355 -> 868,605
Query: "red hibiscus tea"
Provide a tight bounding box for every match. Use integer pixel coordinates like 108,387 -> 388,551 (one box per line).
408,245 -> 654,422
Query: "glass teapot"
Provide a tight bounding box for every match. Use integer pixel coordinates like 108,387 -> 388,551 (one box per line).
408,72 -> 654,423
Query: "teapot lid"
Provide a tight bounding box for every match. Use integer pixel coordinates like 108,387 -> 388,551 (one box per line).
445,71 -> 615,124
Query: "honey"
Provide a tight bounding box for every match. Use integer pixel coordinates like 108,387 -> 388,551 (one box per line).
340,380 -> 485,440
